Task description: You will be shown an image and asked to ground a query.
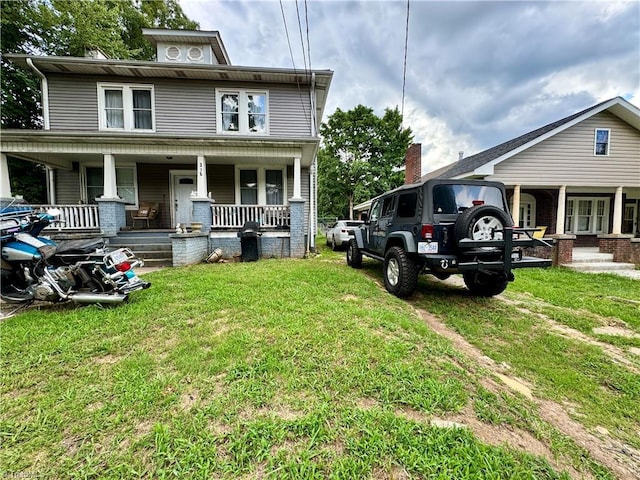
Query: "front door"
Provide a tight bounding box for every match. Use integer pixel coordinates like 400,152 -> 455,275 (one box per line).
173,174 -> 196,226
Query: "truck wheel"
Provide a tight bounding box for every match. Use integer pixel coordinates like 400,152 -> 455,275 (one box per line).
463,271 -> 508,297
383,246 -> 418,297
346,239 -> 362,268
455,205 -> 513,247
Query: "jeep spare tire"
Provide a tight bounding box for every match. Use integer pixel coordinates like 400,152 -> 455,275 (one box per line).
454,205 -> 513,247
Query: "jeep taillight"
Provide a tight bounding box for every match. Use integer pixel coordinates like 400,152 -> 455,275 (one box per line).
421,224 -> 434,240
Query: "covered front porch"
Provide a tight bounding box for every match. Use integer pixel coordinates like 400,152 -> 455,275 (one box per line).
1,133 -> 319,260
507,184 -> 640,266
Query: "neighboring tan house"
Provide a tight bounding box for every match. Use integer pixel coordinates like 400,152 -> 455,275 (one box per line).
1,29 -> 333,262
423,97 -> 640,249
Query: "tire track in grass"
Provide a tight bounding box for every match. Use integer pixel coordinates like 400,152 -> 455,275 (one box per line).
412,303 -> 640,480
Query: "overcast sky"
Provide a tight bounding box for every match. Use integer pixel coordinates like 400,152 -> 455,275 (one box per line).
178,0 -> 640,173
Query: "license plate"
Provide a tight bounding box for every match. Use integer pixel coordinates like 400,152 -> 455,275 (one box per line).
108,249 -> 129,265
418,242 -> 438,254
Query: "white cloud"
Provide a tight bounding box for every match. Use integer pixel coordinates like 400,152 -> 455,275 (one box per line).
179,0 -> 640,170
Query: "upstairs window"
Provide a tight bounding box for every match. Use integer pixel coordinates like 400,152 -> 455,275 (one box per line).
98,84 -> 154,131
217,90 -> 268,134
594,128 -> 610,156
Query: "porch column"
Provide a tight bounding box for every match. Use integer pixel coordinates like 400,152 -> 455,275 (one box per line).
555,185 -> 566,235
0,153 -> 12,199
46,167 -> 56,204
612,186 -> 623,235
511,184 -> 521,227
196,155 -> 208,199
292,157 -> 302,200
102,154 -> 118,198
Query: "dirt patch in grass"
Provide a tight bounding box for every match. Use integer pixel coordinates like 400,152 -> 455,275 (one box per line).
413,305 -> 640,480
500,296 -> 640,374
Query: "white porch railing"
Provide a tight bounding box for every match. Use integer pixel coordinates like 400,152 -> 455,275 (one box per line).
32,204 -> 100,230
211,205 -> 290,229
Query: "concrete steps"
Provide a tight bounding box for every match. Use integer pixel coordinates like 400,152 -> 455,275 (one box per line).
109,230 -> 173,267
566,247 -> 638,278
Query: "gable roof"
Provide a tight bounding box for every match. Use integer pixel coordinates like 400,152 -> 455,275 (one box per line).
422,96 -> 640,180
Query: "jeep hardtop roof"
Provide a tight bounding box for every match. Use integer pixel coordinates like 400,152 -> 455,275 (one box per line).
368,178 -> 508,203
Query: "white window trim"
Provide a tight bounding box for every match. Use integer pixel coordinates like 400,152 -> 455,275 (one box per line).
216,89 -> 269,135
566,196 -> 610,235
80,163 -> 139,208
234,166 -> 287,205
518,193 -> 536,228
593,128 -> 610,156
97,83 -> 155,132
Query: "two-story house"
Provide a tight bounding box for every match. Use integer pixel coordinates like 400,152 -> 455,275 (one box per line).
1,29 -> 333,262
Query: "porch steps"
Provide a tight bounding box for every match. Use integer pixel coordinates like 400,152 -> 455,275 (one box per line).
566,247 -> 638,278
109,230 -> 173,268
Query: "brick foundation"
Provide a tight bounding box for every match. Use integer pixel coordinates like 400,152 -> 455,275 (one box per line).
598,234 -> 633,263
552,235 -> 576,266
96,198 -> 126,236
169,232 -> 209,266
630,239 -> 640,266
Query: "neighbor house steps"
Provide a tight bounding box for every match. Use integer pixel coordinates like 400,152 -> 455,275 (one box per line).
109,230 -> 173,267
566,247 -> 637,277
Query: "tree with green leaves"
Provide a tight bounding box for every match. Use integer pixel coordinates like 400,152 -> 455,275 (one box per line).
1,0 -> 198,202
318,105 -> 414,220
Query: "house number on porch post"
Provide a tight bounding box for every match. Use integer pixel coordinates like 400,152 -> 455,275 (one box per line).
196,155 -> 207,198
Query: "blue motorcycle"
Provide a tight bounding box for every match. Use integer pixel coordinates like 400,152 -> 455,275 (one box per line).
1,204 -> 150,308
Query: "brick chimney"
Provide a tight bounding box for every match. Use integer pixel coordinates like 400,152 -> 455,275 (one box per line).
404,143 -> 422,184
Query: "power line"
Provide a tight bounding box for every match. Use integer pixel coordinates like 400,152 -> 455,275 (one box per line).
401,0 -> 410,126
295,0 -> 308,73
280,0 -> 297,71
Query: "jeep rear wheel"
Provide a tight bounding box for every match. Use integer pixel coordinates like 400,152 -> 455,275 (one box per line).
463,271 -> 508,297
383,246 -> 418,298
346,239 -> 362,268
455,205 -> 513,247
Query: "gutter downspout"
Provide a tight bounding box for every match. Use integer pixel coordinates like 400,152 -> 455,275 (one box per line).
308,73 -> 317,254
26,58 -> 50,130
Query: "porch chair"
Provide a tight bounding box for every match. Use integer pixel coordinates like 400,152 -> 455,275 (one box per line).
532,226 -> 547,239
131,202 -> 159,229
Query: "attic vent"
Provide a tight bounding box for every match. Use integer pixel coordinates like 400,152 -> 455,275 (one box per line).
187,46 -> 203,62
165,45 -> 181,61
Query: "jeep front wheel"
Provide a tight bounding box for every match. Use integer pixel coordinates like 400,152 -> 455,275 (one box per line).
463,271 -> 508,297
346,239 -> 362,268
383,246 -> 418,298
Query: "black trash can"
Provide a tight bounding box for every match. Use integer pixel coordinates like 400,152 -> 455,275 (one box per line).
237,221 -> 262,261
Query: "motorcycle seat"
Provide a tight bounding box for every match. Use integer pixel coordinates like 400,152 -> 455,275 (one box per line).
56,238 -> 106,254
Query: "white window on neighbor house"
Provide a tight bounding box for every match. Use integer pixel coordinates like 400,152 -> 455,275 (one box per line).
98,84 -> 154,131
83,165 -> 138,206
565,197 -> 609,234
237,167 -> 285,205
217,90 -> 268,134
594,128 -> 610,156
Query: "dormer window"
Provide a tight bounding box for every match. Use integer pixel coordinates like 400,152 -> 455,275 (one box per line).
594,128 -> 610,156
165,45 -> 181,61
187,46 -> 203,62
216,89 -> 268,134
98,83 -> 155,132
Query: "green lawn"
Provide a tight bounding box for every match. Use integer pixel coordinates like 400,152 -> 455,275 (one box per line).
1,243 -> 637,479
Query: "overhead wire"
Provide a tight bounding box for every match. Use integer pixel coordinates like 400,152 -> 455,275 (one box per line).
401,0 -> 410,128
279,0 -> 311,124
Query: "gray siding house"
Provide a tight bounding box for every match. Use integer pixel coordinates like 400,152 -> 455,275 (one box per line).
423,97 -> 640,253
1,29 -> 333,262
